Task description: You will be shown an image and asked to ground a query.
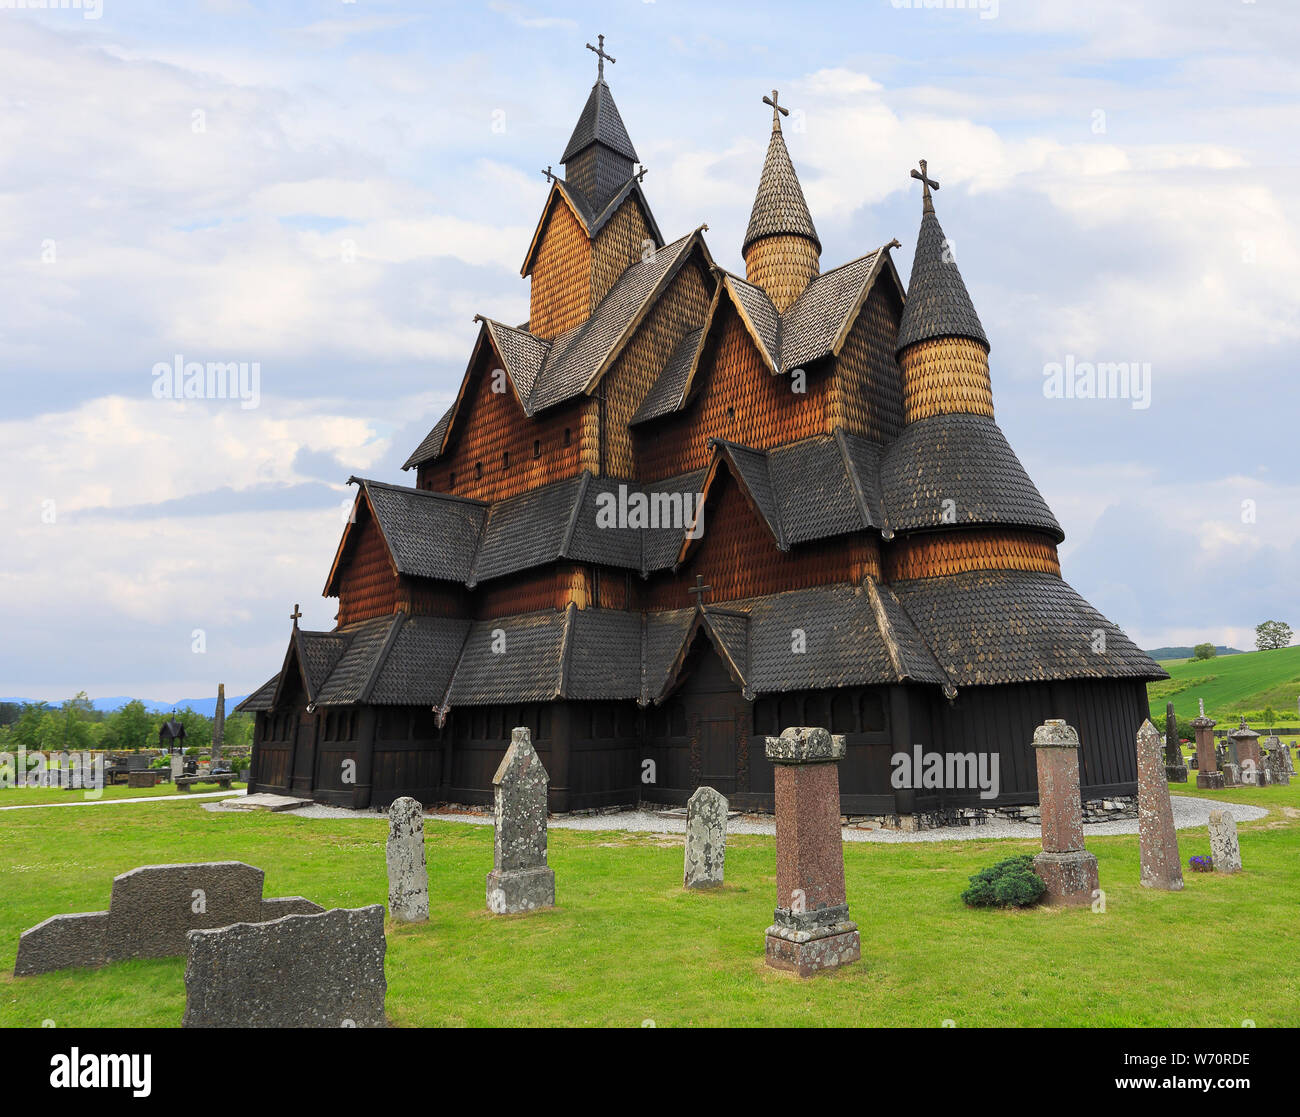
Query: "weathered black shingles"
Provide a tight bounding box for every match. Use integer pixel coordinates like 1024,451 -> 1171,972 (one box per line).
768,436 -> 866,545
314,616 -> 401,706
743,122 -> 820,252
402,401 -> 454,471
880,413 -> 1063,540
780,250 -> 880,372
629,326 -> 704,426
235,675 -> 279,713
367,616 -> 471,706
472,475 -> 587,584
896,207 -> 988,352
298,631 -> 349,697
363,481 -> 487,583
445,611 -> 569,706
564,608 -> 643,700
562,79 -> 639,163
892,569 -> 1166,685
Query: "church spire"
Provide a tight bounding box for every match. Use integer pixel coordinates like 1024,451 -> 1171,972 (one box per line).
561,33 -> 639,214
742,90 -> 821,312
896,159 -> 994,423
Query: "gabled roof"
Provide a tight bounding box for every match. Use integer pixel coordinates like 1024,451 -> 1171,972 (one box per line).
324,480 -> 488,595
520,176 -> 663,278
744,119 -> 820,253
271,627 -> 349,709
896,205 -> 988,353
633,246 -> 899,425
409,229 -> 711,471
562,79 -> 638,163
234,675 -> 278,713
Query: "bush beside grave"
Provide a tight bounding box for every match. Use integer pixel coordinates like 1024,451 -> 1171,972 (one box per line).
961,854 -> 1046,909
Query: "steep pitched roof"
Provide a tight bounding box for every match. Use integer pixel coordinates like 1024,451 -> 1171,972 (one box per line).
520,176 -> 664,278
562,80 -> 638,163
743,120 -> 820,253
896,206 -> 988,352
234,675 -> 278,713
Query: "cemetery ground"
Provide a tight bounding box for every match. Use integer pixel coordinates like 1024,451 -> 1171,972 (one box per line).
1,785 -> 1296,1028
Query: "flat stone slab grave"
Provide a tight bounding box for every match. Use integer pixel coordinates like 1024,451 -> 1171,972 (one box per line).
221,793 -> 313,812
183,905 -> 387,1028
14,861 -> 323,976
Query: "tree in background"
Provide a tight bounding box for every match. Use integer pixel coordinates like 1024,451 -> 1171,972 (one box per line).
1255,621 -> 1293,651
104,699 -> 154,751
1193,643 -> 1216,660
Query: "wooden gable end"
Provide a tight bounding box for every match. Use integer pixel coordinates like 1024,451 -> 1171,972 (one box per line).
335,498 -> 398,627
635,297 -> 829,480
416,342 -> 596,503
529,197 -> 592,341
589,194 -> 653,310
826,276 -> 906,444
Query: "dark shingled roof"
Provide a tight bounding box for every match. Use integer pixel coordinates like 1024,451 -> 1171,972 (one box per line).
235,675 -> 278,713
743,122 -> 820,253
897,207 -> 988,352
562,80 -> 638,163
445,610 -> 571,706
643,610 -> 695,703
367,616 -> 471,707
314,615 -> 401,706
892,569 -> 1167,686
358,480 -> 487,584
564,608 -> 643,701
629,325 -> 705,426
402,401 -> 454,472
472,474 -> 587,584
880,413 -> 1063,540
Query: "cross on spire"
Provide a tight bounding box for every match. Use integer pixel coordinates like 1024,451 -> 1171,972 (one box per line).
635,164 -> 648,183
762,89 -> 789,130
586,33 -> 615,82
540,165 -> 555,183
290,603 -> 302,628
910,158 -> 940,214
687,575 -> 712,607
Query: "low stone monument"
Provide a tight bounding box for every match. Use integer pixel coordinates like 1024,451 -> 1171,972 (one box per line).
1030,719 -> 1099,905
1136,720 -> 1183,890
683,785 -> 727,888
763,726 -> 860,976
14,862 -> 322,976
1263,737 -> 1291,787
386,797 -> 429,923
1163,702 -> 1188,783
486,727 -> 555,915
1192,700 -> 1223,790
1207,809 -> 1242,874
1229,718 -> 1265,785
170,755 -> 183,781
183,905 -> 387,1028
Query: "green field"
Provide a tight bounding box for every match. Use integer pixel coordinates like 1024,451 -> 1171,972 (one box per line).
1,785 -> 1297,1027
1148,644 -> 1300,727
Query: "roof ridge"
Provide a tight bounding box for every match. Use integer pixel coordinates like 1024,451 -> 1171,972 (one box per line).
358,613 -> 407,705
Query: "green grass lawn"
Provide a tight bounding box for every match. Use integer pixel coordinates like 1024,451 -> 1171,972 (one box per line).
2,781 -> 1298,1028
1150,644 -> 1300,725
0,782 -> 245,807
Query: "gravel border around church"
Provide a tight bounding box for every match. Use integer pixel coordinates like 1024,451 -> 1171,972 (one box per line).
204,794 -> 1267,843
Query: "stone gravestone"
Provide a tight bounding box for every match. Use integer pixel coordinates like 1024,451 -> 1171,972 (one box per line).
170,755 -> 183,782
486,727 -> 555,915
1163,702 -> 1188,783
763,726 -> 860,976
14,862 -> 322,976
386,797 -> 429,923
183,905 -> 387,1028
1136,720 -> 1183,890
1192,701 -> 1223,790
683,785 -> 727,888
1263,737 -> 1291,787
1030,719 -> 1099,905
1229,719 -> 1265,785
1207,809 -> 1242,874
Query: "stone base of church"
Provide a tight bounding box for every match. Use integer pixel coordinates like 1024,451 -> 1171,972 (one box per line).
1032,850 -> 1099,906
485,867 -> 554,915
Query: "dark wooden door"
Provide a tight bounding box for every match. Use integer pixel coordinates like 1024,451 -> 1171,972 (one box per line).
291,709 -> 317,795
700,708 -> 737,795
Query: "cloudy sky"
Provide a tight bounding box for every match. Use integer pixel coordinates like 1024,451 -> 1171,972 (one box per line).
1,0 -> 1296,702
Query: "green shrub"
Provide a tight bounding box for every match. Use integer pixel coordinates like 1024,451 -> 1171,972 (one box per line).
962,854 -> 1045,909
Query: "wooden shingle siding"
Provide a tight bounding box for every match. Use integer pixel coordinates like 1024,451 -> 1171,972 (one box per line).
589,196 -> 652,311
827,279 -> 906,443
899,335 -> 995,421
337,509 -> 397,627
743,233 -> 820,313
529,201 -> 592,340
884,529 -> 1061,581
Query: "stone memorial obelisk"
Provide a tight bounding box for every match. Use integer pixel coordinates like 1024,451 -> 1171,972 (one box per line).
386,796 -> 429,923
1136,720 -> 1183,890
1192,700 -> 1223,790
211,683 -> 226,766
763,726 -> 860,976
1030,719 -> 1099,905
1163,701 -> 1187,783
683,785 -> 727,889
486,727 -> 555,915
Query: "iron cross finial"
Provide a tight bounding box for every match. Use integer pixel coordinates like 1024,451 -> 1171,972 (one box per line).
540,164 -> 555,183
910,158 -> 940,213
586,33 -> 615,81
762,89 -> 789,130
290,603 -> 303,628
687,575 -> 712,607
635,164 -> 648,183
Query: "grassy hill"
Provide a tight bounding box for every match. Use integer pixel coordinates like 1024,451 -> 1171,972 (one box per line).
1148,644 -> 1300,726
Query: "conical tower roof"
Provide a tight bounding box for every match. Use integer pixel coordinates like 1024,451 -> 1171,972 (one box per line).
897,167 -> 987,353
562,79 -> 638,164
743,104 -> 820,254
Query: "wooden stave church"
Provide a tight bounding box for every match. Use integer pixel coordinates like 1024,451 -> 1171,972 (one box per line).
239,52 -> 1166,816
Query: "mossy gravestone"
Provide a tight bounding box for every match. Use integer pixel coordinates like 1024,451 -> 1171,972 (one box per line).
683,785 -> 727,888
486,728 -> 555,915
386,797 -> 429,923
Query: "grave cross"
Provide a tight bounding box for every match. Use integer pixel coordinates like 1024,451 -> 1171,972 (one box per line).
687,575 -> 712,607
290,603 -> 302,628
586,33 -> 615,81
910,158 -> 940,213
762,89 -> 789,129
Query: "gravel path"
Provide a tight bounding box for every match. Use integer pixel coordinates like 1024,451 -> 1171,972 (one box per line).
204,794 -> 1267,843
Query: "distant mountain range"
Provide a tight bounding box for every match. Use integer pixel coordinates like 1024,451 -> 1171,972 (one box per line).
1143,645 -> 1246,660
0,695 -> 250,717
